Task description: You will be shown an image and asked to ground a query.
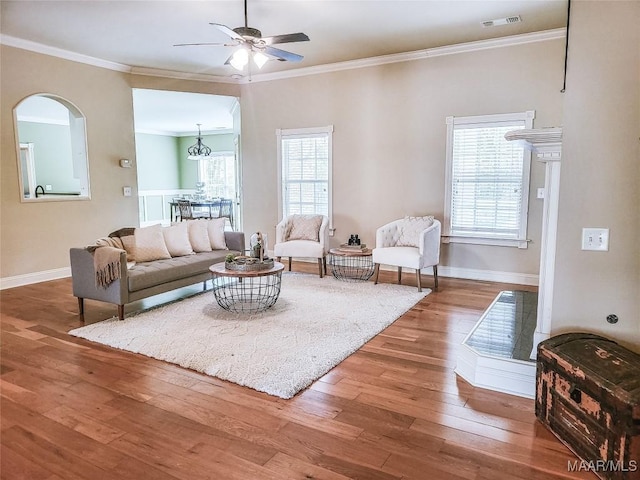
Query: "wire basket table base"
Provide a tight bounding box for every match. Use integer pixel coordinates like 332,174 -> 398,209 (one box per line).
328,249 -> 374,282
209,262 -> 284,313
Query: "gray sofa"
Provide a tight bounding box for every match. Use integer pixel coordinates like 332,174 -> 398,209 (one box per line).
70,231 -> 244,320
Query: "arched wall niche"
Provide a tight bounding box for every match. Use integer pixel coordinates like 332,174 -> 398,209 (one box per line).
13,93 -> 90,202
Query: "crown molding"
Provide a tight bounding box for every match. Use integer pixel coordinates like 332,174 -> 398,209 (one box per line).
136,128 -> 233,137
0,34 -> 131,72
2,28 -> 566,85
129,66 -> 238,84
243,28 -> 566,84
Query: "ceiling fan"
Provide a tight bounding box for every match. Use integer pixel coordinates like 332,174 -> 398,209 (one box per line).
174,0 -> 310,71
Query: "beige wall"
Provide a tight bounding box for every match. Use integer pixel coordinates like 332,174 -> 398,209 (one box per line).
240,40 -> 565,275
552,1 -> 640,350
1,46 -> 138,278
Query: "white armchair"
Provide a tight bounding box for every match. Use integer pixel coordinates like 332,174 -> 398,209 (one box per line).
372,217 -> 441,292
274,214 -> 330,277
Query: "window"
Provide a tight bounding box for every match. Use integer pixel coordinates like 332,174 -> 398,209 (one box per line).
198,152 -> 236,200
444,111 -> 534,248
277,126 -> 333,223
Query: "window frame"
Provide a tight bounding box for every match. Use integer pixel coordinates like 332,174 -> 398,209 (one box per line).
276,125 -> 333,227
443,111 -> 535,249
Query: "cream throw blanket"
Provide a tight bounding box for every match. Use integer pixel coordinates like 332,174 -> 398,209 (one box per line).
89,237 -> 126,288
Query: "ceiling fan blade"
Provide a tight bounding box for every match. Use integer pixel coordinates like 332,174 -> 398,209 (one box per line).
264,46 -> 304,62
210,23 -> 244,41
262,32 -> 310,45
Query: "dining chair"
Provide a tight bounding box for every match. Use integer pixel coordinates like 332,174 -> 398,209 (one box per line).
176,199 -> 210,221
218,199 -> 234,229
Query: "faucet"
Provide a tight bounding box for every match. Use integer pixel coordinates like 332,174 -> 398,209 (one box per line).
35,185 -> 45,198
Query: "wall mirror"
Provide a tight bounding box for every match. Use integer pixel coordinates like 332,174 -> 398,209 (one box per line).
14,93 -> 90,202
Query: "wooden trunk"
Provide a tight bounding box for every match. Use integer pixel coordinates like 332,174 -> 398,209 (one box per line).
536,333 -> 640,479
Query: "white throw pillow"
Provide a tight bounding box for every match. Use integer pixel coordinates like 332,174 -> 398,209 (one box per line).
134,224 -> 172,262
162,222 -> 194,257
286,215 -> 323,241
206,218 -> 228,250
187,220 -> 212,252
396,215 -> 435,247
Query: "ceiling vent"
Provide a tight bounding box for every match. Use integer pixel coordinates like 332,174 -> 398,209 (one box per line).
482,15 -> 522,28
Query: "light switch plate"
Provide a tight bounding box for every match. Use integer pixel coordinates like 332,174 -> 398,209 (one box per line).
536,187 -> 545,199
581,228 -> 609,251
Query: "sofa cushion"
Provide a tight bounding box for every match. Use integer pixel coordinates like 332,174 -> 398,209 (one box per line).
162,222 -> 194,257
187,220 -> 212,252
128,250 -> 233,292
134,224 -> 171,262
396,215 -> 434,247
206,218 -> 228,250
286,214 -> 323,241
108,227 -> 136,261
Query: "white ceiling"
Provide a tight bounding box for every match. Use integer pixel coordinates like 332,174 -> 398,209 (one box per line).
1,0 -> 568,134
132,89 -> 237,135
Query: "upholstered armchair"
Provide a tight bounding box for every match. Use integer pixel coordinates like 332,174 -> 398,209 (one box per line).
274,214 -> 330,277
372,216 -> 441,292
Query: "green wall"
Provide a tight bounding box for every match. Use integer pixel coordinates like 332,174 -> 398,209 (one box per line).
17,121 -> 79,193
177,133 -> 235,188
135,133 -> 180,190
136,133 -> 236,191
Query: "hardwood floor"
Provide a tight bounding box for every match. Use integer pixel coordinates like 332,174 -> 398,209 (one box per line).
1,264 -> 593,480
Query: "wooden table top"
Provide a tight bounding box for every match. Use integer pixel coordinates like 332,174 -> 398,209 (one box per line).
209,261 -> 284,278
329,248 -> 372,257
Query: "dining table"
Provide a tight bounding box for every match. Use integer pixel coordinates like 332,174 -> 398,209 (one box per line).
169,198 -> 222,222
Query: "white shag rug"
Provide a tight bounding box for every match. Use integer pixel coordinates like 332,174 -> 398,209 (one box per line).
69,273 -> 429,399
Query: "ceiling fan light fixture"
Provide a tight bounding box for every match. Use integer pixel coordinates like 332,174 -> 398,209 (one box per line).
230,48 -> 249,70
253,51 -> 269,69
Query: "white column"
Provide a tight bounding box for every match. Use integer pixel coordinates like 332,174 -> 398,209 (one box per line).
505,129 -> 562,358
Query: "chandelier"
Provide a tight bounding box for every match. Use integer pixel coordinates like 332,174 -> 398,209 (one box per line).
187,124 -> 212,160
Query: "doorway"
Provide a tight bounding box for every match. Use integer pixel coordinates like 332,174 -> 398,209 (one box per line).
132,89 -> 241,229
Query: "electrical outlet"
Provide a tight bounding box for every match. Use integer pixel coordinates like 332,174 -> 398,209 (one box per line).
45,184 -> 52,191
123,186 -> 132,197
581,228 -> 609,251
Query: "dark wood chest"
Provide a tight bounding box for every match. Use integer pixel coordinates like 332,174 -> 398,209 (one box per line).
536,333 -> 640,479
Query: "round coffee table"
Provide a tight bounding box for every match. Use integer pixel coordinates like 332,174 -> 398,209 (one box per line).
209,261 -> 285,313
328,248 -> 374,282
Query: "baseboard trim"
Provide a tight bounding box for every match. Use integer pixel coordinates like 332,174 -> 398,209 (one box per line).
0,267 -> 71,290
455,344 -> 536,399
272,255 -> 538,286
374,264 -> 538,286
438,266 -> 538,286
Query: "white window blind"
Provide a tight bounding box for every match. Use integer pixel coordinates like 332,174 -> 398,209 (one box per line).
277,126 -> 333,222
444,112 -> 534,248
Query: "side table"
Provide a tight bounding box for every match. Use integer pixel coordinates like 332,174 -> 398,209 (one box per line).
209,261 -> 284,313
328,248 -> 374,282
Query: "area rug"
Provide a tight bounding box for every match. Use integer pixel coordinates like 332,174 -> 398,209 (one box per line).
69,273 -> 429,399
